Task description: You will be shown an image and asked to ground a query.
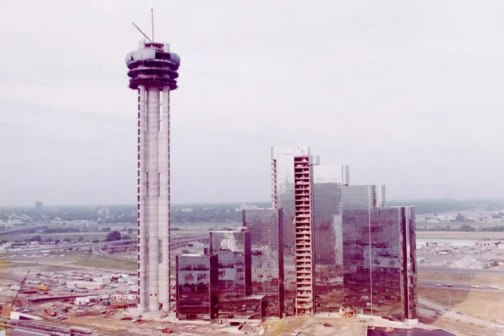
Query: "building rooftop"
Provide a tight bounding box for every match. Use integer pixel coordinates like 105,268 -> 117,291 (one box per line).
179,253 -> 206,257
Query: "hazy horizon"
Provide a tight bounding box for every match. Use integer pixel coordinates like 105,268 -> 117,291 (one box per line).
2,1 -> 504,206
3,197 -> 503,208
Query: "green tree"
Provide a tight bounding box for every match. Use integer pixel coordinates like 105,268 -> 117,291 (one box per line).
127,228 -> 133,234
105,231 -> 121,242
455,213 -> 465,222
78,236 -> 84,242
459,224 -> 476,232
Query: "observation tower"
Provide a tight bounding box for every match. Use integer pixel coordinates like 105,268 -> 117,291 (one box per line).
126,31 -> 181,313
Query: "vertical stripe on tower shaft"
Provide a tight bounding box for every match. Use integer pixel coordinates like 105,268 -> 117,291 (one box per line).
158,87 -> 170,311
138,85 -> 147,313
147,87 -> 160,312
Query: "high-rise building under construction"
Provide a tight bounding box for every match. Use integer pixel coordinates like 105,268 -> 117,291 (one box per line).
271,146 -> 316,315
271,146 -> 350,315
126,39 -> 180,313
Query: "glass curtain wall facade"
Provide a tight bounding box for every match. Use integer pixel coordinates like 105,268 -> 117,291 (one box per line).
312,164 -> 349,312
399,206 -> 417,322
242,208 -> 284,317
209,231 -> 252,303
341,185 -> 417,321
176,254 -> 218,320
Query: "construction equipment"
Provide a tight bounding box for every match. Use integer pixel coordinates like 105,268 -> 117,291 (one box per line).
1,270 -> 30,319
37,284 -> 49,291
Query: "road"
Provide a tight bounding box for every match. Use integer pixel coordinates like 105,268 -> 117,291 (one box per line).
92,243 -> 131,262
420,266 -> 504,275
94,235 -> 211,262
5,235 -> 208,255
418,281 -> 504,293
0,226 -> 48,236
6,243 -> 93,253
8,258 -> 133,273
1,318 -> 120,336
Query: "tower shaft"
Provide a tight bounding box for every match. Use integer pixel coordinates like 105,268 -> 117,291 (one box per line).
138,86 -> 171,312
127,41 -> 180,313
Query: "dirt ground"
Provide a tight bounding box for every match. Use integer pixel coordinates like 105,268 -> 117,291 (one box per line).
431,317 -> 490,336
419,287 -> 504,323
263,316 -> 366,336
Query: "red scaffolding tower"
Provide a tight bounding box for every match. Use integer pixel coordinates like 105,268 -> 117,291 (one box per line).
293,155 -> 314,315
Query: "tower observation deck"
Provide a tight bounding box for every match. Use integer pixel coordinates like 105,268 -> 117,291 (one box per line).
126,40 -> 181,313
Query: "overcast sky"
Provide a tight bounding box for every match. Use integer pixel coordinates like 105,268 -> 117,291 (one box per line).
1,1 -> 503,206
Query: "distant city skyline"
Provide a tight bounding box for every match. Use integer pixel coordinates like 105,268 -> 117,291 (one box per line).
2,1 -> 504,206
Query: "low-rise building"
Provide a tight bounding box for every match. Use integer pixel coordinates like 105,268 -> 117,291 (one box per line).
10,311 -> 42,321
74,296 -> 99,305
477,240 -> 501,247
67,281 -> 106,290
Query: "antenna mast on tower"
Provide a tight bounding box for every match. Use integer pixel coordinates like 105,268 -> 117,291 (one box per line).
132,22 -> 152,42
151,8 -> 155,41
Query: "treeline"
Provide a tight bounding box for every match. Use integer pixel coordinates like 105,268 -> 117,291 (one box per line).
388,199 -> 503,215
417,225 -> 476,232
5,200 -> 501,224
171,209 -> 241,223
22,236 -> 71,243
41,227 -> 80,234
481,226 -> 504,232
1,203 -> 272,224
417,224 -> 504,232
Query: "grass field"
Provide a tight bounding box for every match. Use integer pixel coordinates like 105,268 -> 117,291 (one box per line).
0,232 -> 138,242
0,222 -> 240,242
419,288 -> 504,323
265,317 -> 307,336
0,261 -> 40,269
71,255 -> 136,272
419,271 -> 504,287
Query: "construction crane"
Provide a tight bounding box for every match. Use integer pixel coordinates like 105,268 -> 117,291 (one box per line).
1,270 -> 30,319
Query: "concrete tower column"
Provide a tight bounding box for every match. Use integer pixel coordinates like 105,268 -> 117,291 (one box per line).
158,87 -> 170,311
138,85 -> 147,313
147,87 -> 160,312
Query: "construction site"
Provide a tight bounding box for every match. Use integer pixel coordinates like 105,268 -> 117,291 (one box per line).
0,250 -> 370,336
3,7 -> 504,336
0,242 -> 495,336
